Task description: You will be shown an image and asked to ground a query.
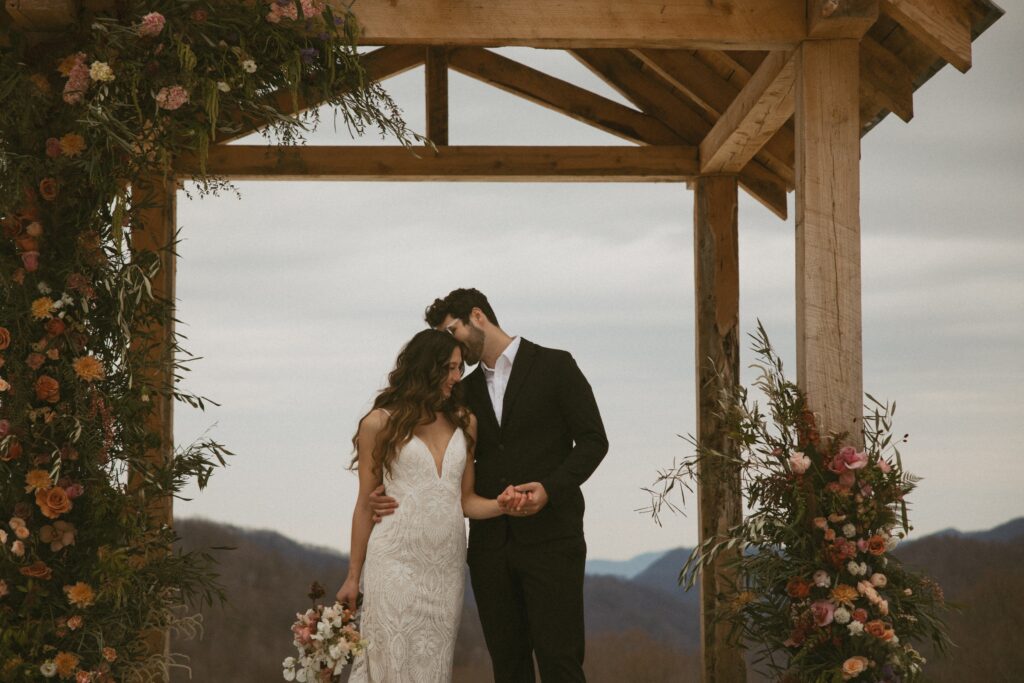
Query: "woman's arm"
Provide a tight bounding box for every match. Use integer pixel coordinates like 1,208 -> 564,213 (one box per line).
460,414 -> 517,520
336,409 -> 386,608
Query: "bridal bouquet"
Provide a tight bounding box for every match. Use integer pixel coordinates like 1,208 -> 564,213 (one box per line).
645,324 -> 950,682
283,583 -> 366,682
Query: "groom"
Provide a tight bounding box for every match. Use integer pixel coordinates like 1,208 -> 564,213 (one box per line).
372,288 -> 608,682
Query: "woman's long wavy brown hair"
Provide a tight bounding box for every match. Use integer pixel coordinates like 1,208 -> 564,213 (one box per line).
351,329 -> 474,479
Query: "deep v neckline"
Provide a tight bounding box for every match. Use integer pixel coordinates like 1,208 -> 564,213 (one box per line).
411,429 -> 459,479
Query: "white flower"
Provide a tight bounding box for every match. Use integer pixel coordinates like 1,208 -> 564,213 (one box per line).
870,572 -> 888,588
891,633 -> 900,645
904,588 -> 913,596
842,523 -> 857,538
40,661 -> 57,678
217,81 -> 231,92
886,535 -> 900,551
847,560 -> 862,576
89,61 -> 115,82
847,621 -> 865,636
833,607 -> 851,624
37,282 -> 52,294
242,59 -> 257,73
282,668 -> 295,682
812,570 -> 831,588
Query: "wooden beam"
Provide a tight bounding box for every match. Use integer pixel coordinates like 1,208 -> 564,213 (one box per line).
700,50 -> 797,175
795,40 -> 863,443
341,0 -> 807,50
3,0 -> 74,30
880,0 -> 971,72
217,46 -> 424,144
860,36 -> 914,123
425,47 -> 449,145
178,145 -> 700,181
808,0 -> 879,39
572,48 -> 789,218
447,47 -> 682,146
693,174 -> 746,683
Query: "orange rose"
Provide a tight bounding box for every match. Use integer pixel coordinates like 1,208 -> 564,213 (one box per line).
19,560 -> 53,580
64,581 -> 96,607
864,619 -> 888,639
27,353 -> 46,370
867,534 -> 887,556
45,318 -> 66,336
54,651 -> 79,678
841,655 -> 869,679
102,647 -> 117,662
36,486 -> 72,519
39,178 -> 59,202
35,375 -> 60,403
0,326 -> 10,350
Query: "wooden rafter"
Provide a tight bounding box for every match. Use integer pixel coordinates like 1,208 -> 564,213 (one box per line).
217,46 -> 424,144
880,0 -> 972,72
700,50 -> 797,176
341,0 -> 808,50
447,47 -> 681,145
808,0 -> 879,39
633,49 -> 796,180
860,36 -> 914,123
178,144 -> 700,181
425,47 -> 449,145
571,48 -> 789,218
3,0 -> 74,30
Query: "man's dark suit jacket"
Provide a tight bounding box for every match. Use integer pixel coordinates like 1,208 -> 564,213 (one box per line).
463,339 -> 608,549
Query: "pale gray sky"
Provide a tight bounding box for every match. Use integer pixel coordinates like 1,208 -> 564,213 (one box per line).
174,6 -> 1024,561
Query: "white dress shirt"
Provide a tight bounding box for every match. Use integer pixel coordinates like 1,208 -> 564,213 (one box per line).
480,336 -> 521,424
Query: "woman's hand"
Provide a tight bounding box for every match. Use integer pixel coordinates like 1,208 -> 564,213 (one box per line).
336,577 -> 360,611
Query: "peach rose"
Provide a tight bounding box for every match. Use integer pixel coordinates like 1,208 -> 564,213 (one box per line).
19,560 -> 53,580
67,615 -> 84,630
102,647 -> 117,662
64,581 -> 96,607
35,375 -> 60,403
36,486 -> 72,519
864,619 -> 888,639
27,352 -> 46,370
841,655 -> 869,679
0,326 -> 10,350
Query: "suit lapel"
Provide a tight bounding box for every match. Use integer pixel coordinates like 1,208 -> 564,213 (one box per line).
500,339 -> 538,430
465,367 -> 499,433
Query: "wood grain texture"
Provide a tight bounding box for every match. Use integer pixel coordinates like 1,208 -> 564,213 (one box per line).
425,47 -> 449,145
341,0 -> 807,49
795,40 -> 864,444
881,0 -> 972,72
693,175 -> 746,683
179,144 -> 701,181
808,0 -> 879,39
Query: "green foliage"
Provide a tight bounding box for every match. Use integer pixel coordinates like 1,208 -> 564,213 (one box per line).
0,1 -> 416,680
643,323 -> 950,682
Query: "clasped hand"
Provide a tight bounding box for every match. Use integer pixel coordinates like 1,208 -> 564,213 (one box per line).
368,482 -> 548,520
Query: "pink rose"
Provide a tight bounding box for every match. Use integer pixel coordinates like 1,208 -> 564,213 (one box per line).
839,445 -> 868,470
155,85 -> 189,111
810,599 -> 835,627
21,251 -> 40,272
857,538 -> 869,553
138,12 -> 166,37
789,452 -> 811,475
65,483 -> 85,499
300,0 -> 323,17
877,458 -> 892,474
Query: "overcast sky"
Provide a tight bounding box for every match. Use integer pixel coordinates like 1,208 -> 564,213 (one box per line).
173,5 -> 1023,562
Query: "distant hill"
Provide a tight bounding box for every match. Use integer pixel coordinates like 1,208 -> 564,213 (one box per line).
171,515 -> 1024,682
586,549 -> 665,578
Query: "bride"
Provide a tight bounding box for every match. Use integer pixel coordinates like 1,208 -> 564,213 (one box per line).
337,329 -> 519,682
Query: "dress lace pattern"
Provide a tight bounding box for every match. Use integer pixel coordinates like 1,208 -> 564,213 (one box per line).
349,429 -> 468,683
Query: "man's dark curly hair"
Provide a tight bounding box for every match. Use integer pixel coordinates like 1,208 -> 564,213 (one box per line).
424,288 -> 500,328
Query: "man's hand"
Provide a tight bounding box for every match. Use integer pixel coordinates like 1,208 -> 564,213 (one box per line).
510,482 -> 548,516
368,485 -> 398,523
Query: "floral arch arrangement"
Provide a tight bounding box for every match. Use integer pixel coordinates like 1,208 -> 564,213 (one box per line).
647,325 -> 950,682
0,1 -> 415,680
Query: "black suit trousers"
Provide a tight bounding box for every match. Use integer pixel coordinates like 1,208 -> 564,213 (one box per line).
468,535 -> 587,683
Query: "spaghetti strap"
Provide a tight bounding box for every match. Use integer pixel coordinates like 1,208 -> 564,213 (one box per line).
380,408 -> 392,417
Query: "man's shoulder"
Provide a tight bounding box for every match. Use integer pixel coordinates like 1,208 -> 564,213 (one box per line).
519,339 -> 574,365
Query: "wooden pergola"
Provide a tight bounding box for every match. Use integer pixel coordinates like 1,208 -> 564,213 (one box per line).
5,0 -> 1004,680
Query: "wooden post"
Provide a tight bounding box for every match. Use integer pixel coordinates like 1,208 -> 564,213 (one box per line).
425,46 -> 449,145
130,174 -> 177,679
693,174 -> 746,683
795,39 -> 864,445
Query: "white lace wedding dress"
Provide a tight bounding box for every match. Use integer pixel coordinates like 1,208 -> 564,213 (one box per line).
349,428 -> 468,683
